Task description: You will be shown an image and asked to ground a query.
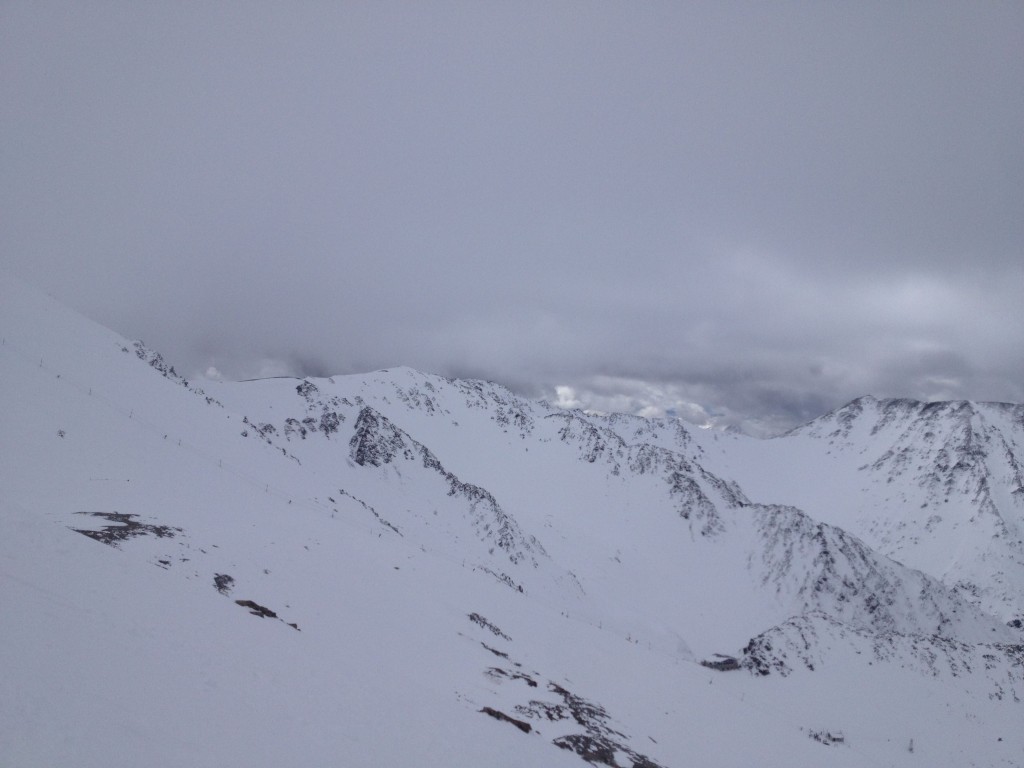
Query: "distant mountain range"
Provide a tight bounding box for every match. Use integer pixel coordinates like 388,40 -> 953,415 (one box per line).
2,273 -> 1022,767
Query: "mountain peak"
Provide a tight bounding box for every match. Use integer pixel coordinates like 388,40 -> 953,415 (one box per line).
5,273 -> 1024,767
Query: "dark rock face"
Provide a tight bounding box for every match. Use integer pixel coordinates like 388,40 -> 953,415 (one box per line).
480,706 -> 531,733
234,599 -> 300,631
213,573 -> 235,595
468,612 -> 511,641
699,655 -> 740,671
349,407 -> 416,467
235,599 -> 277,618
521,680 -> 667,768
71,512 -> 181,548
295,380 -> 319,401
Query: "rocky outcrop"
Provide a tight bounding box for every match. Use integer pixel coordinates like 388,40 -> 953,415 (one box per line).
349,406 -> 545,567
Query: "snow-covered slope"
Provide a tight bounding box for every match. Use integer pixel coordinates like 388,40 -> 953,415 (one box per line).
2,273 -> 1022,767
693,396 -> 1024,626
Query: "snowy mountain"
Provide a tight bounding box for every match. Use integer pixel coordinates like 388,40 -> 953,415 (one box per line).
2,273 -> 1022,767
692,395 -> 1024,627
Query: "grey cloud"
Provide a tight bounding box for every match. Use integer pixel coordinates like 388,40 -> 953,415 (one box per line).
3,2 -> 1023,432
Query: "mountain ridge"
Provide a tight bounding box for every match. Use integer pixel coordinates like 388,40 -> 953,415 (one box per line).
2,273 -> 1023,767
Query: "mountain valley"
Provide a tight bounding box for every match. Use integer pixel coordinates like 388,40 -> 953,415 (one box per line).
2,274 -> 1023,767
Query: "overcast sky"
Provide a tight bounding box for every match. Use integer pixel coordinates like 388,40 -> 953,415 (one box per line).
3,2 -> 1022,433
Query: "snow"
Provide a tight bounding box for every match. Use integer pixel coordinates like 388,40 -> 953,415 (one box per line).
2,272 -> 1023,767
